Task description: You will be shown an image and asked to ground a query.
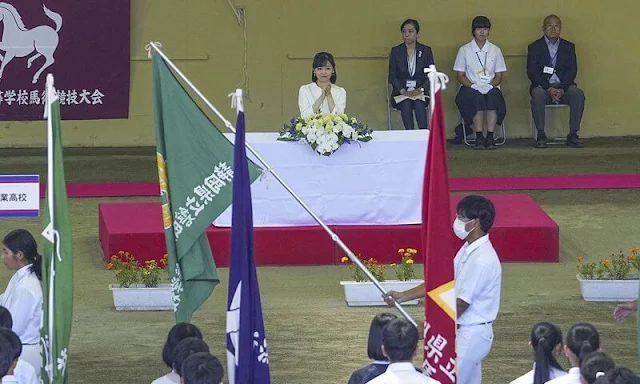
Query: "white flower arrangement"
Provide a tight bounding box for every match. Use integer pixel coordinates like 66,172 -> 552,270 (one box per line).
278,113 -> 373,156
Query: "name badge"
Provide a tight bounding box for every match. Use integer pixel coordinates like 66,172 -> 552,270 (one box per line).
478,75 -> 492,84
543,66 -> 555,75
405,80 -> 417,90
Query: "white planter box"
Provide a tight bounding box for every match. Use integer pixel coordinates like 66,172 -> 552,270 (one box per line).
109,283 -> 173,311
577,274 -> 639,302
340,280 -> 424,306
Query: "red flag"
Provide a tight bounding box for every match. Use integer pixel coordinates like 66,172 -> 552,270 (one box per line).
422,90 -> 457,383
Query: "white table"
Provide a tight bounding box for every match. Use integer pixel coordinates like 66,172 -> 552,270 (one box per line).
214,130 -> 429,227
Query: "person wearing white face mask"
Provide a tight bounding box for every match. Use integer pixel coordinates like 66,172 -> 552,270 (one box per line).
384,195 -> 502,383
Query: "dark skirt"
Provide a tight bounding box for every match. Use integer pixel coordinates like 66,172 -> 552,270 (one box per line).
455,86 -> 506,126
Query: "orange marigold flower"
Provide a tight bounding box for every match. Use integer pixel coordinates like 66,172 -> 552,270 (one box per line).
398,249 -> 405,253
117,250 -> 125,255
107,263 -> 114,270
111,255 -> 119,261
576,256 -> 584,263
631,248 -> 640,253
628,255 -> 636,262
602,258 -> 610,265
406,259 -> 414,264
341,256 -> 349,263
390,263 -> 397,267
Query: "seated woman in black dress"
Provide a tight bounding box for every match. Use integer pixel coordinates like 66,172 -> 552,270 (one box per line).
388,19 -> 435,130
453,16 -> 507,149
347,313 -> 397,384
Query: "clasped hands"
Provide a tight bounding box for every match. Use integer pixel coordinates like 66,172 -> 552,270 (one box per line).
547,87 -> 564,103
471,83 -> 494,94
400,88 -> 424,97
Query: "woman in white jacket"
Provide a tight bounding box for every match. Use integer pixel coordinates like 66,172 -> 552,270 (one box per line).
0,230 -> 43,378
298,51 -> 346,118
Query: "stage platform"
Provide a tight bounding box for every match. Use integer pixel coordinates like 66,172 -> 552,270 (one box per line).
98,194 -> 559,266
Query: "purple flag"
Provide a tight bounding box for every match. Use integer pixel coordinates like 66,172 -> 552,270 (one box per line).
0,0 -> 130,120
226,90 -> 271,384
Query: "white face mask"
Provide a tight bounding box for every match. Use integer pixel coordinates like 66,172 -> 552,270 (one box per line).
453,217 -> 475,240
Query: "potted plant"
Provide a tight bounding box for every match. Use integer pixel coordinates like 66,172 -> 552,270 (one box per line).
339,248 -> 423,306
108,251 -> 174,311
576,248 -> 640,302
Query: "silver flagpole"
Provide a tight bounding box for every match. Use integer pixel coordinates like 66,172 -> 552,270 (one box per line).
148,43 -> 417,327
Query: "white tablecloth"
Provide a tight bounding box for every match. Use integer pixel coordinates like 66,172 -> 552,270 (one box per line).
214,130 -> 429,227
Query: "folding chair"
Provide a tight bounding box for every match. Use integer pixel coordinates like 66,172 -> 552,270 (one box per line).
386,82 -> 430,130
461,114 -> 507,146
531,103 -> 570,144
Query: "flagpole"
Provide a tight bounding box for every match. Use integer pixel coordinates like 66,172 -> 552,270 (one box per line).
148,42 -> 417,327
44,74 -> 56,382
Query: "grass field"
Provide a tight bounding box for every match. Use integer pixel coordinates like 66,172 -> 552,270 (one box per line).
0,140 -> 639,383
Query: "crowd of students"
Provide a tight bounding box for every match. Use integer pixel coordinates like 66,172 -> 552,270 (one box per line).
348,314 -> 639,384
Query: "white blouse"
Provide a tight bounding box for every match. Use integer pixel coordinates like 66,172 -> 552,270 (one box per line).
0,264 -> 42,345
545,367 -> 581,384
15,359 -> 38,384
151,371 -> 181,384
510,364 -> 567,384
298,82 -> 346,118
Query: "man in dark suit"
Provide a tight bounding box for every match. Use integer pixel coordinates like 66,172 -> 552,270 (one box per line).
389,19 -> 435,130
527,14 -> 585,148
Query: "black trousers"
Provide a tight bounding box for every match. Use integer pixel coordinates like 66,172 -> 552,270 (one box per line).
394,99 -> 428,130
530,85 -> 585,134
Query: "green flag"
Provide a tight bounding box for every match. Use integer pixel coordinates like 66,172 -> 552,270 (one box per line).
40,75 -> 73,384
152,53 -> 260,322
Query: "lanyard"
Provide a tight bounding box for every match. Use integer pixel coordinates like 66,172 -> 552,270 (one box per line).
407,53 -> 416,77
475,52 -> 487,76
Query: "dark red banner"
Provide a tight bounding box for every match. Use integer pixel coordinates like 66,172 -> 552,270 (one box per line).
0,0 -> 130,120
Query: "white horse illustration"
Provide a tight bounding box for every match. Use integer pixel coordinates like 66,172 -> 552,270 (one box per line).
0,3 -> 62,84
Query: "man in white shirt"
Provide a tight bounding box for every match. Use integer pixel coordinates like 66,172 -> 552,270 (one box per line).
366,318 -> 440,384
384,195 -> 502,384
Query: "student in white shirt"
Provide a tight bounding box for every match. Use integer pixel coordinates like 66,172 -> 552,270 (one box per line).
0,308 -> 38,384
348,313 -> 398,384
152,323 -> 203,384
384,195 -> 501,384
546,323 -> 601,384
579,352 -> 615,384
180,352 -> 224,384
366,318 -> 440,384
593,367 -> 640,384
298,52 -> 347,118
453,16 -> 507,150
0,230 -> 43,378
510,322 -> 566,384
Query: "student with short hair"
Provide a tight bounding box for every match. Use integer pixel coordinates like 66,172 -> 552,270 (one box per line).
510,322 -> 566,383
546,322 -> 601,384
172,338 -> 209,379
152,323 -> 203,384
594,367 -> 640,384
0,329 -> 22,383
348,313 -> 398,384
1,230 -> 44,377
180,352 -> 224,384
579,352 -> 615,384
0,309 -> 37,384
366,319 -> 440,384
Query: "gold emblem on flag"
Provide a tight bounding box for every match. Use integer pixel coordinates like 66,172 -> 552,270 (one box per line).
427,280 -> 456,320
156,153 -> 172,229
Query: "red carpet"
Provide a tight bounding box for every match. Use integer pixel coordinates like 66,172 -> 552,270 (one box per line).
98,194 -> 559,267
44,174 -> 640,198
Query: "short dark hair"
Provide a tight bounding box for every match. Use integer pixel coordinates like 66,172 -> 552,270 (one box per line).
543,14 -> 562,26
0,335 -> 13,378
566,323 -> 600,361
530,322 -> 563,384
311,52 -> 337,84
161,323 -> 203,369
181,352 -> 224,384
580,352 -> 615,384
456,195 -> 495,233
471,15 -> 491,37
3,229 -> 42,280
0,328 -> 21,362
0,307 -> 12,329
173,337 -> 209,376
382,318 -> 418,362
367,312 -> 398,361
594,367 -> 640,384
400,19 -> 420,33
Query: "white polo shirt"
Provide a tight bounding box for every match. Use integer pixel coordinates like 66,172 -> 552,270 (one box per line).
366,362 -> 441,384
544,367 -> 581,384
0,264 -> 42,344
510,364 -> 566,384
454,235 -> 501,325
453,40 -> 507,85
